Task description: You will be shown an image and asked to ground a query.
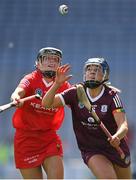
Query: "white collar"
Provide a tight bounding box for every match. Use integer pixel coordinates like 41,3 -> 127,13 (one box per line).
42,78 -> 54,87
86,86 -> 105,102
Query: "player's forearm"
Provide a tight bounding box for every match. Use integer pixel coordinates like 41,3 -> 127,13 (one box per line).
42,82 -> 61,108
115,122 -> 128,140
11,87 -> 25,101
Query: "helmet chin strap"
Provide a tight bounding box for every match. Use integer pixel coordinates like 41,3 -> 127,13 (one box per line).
84,66 -> 108,89
42,70 -> 56,78
84,79 -> 108,89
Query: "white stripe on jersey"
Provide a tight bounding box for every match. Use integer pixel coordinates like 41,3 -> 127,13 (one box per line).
113,94 -> 122,108
58,94 -> 66,106
20,79 -> 30,87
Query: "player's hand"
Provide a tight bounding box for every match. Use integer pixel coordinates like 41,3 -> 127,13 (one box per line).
10,95 -> 24,107
55,64 -> 72,85
108,135 -> 120,148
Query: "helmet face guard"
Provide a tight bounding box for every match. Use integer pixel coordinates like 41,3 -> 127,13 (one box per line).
37,47 -> 62,60
83,58 -> 110,89
36,47 -> 62,78
42,70 -> 56,78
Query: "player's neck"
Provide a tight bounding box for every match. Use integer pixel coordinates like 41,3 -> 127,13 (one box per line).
89,85 -> 103,98
43,77 -> 54,83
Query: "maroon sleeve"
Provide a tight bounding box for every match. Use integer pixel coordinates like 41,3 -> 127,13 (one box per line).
61,86 -> 76,106
111,93 -> 125,114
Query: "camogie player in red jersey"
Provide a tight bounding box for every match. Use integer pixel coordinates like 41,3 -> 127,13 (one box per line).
42,58 -> 132,179
10,47 -> 71,179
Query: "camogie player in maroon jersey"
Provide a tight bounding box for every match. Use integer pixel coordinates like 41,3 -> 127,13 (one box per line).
10,47 -> 71,179
42,58 -> 132,179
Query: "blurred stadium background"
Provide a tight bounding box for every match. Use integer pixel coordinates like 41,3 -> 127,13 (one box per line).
0,0 -> 136,178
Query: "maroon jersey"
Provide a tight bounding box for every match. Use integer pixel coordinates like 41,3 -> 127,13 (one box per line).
60,85 -> 130,167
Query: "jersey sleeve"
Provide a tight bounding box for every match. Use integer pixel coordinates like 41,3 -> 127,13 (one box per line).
18,75 -> 32,93
59,86 -> 76,106
111,93 -> 125,114
64,81 -> 72,89
57,81 -> 72,93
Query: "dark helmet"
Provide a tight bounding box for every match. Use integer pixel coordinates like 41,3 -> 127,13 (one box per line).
84,57 -> 110,89
36,47 -> 62,78
37,47 -> 62,60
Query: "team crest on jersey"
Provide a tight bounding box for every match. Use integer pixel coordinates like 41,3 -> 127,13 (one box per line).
124,155 -> 130,165
78,102 -> 84,109
35,88 -> 43,96
101,105 -> 108,112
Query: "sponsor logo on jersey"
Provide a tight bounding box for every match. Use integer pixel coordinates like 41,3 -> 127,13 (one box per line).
101,105 -> 108,112
35,88 -> 43,96
88,117 -> 95,123
81,117 -> 98,130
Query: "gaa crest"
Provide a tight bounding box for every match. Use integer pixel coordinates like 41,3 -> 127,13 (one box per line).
101,105 -> 108,112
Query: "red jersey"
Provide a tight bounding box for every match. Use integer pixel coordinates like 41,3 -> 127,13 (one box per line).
12,70 -> 71,131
